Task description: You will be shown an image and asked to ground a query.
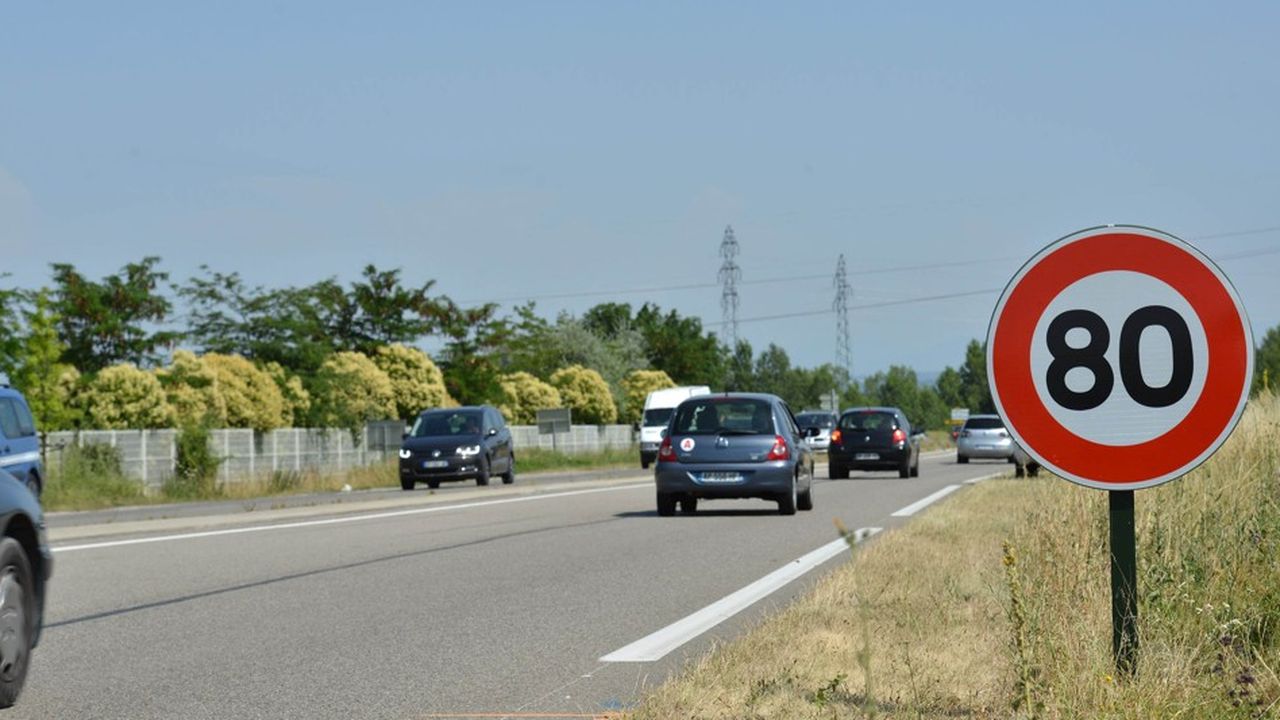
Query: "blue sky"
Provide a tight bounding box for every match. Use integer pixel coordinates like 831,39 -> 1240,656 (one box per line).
2,2 -> 1278,376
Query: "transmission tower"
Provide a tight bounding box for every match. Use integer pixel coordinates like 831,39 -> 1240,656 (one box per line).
834,254 -> 853,376
718,225 -> 742,347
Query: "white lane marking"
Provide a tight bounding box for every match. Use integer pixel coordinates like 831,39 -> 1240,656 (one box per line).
53,483 -> 652,553
891,485 -> 961,516
600,527 -> 882,663
964,471 -> 1003,485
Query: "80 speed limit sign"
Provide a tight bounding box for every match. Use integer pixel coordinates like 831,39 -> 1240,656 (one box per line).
988,225 -> 1253,490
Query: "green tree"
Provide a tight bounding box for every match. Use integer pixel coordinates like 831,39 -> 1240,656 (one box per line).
80,364 -> 173,429
264,361 -> 312,427
373,343 -> 451,420
308,351 -> 396,431
958,339 -> 994,413
862,365 -> 946,428
723,339 -> 755,391
550,365 -> 617,424
619,369 -> 676,425
497,371 -> 562,424
10,290 -> 80,430
155,350 -> 227,427
51,257 -> 179,371
438,302 -> 511,405
1254,325 -> 1280,395
935,366 -> 965,408
204,353 -> 290,431
0,284 -> 23,378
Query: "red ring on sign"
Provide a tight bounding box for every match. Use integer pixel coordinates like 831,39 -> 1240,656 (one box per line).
991,231 -> 1249,484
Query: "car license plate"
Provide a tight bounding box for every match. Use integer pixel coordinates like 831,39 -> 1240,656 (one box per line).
422,460 -> 448,469
855,453 -> 879,461
699,472 -> 742,483
976,445 -> 994,450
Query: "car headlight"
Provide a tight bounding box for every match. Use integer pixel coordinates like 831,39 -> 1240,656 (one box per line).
456,445 -> 481,457
398,448 -> 412,460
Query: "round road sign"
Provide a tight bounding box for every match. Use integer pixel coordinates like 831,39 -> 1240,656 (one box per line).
987,225 -> 1253,491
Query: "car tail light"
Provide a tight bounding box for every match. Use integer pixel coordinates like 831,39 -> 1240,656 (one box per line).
766,435 -> 789,461
830,429 -> 842,445
657,435 -> 676,461
892,428 -> 907,444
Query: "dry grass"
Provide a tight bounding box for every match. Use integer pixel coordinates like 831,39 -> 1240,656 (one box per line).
629,393 -> 1280,719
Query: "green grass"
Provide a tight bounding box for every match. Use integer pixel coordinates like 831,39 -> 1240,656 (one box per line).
515,445 -> 640,473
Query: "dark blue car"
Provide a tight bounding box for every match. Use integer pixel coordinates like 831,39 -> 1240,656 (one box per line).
0,388 -> 42,498
0,466 -> 52,707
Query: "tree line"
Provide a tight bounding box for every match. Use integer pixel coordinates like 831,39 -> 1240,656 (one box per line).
4,257 -> 1276,432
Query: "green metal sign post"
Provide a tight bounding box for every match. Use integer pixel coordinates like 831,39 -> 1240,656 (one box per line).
1109,490 -> 1138,675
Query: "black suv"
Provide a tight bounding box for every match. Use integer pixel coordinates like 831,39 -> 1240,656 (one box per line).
399,406 -> 515,490
827,406 -> 923,479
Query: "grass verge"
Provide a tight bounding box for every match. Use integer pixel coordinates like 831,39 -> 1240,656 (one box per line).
629,394 -> 1280,719
43,444 -> 642,512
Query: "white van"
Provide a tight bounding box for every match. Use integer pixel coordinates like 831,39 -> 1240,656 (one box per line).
638,386 -> 711,469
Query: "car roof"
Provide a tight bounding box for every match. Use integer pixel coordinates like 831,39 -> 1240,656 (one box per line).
965,414 -> 1002,420
840,406 -> 902,415
684,392 -> 780,403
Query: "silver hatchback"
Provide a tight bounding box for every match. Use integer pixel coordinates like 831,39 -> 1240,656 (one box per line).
955,414 -> 1015,463
654,393 -> 815,516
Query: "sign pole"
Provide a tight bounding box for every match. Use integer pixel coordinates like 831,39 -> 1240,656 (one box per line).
1109,489 -> 1138,676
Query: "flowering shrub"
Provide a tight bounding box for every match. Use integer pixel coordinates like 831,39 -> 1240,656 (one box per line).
373,344 -> 450,420
498,372 -> 562,424
620,369 -> 675,424
81,364 -> 173,429
550,365 -> 617,424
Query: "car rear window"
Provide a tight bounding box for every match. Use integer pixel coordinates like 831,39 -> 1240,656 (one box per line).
795,413 -> 835,429
963,417 -> 1005,430
671,398 -> 774,435
642,408 -> 674,426
839,411 -> 897,431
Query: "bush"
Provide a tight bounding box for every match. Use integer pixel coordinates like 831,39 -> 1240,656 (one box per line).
164,424 -> 222,499
264,362 -> 311,427
204,353 -> 289,431
550,365 -> 617,424
620,369 -> 676,424
308,351 -> 397,432
44,442 -> 145,510
373,344 -> 450,420
155,349 -> 227,427
498,371 -> 562,424
80,364 -> 173,429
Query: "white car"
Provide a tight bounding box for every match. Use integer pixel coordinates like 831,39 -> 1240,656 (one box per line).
955,415 -> 1015,463
794,411 -> 838,451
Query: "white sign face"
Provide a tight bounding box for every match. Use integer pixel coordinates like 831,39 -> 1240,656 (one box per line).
988,226 -> 1253,491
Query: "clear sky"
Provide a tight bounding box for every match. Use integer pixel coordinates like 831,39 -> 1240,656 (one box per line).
3,2 -> 1278,376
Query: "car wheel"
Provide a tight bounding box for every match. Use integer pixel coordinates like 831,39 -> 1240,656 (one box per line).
426,480 -> 440,490
797,481 -> 813,511
476,456 -> 491,486
910,458 -> 920,478
501,455 -> 515,485
641,459 -> 650,470
827,462 -> 845,480
679,496 -> 698,514
898,455 -> 911,479
657,492 -> 677,517
22,475 -> 38,499
777,480 -> 797,516
0,538 -> 34,708
1015,464 -> 1026,478
400,478 -> 414,491
1028,465 -> 1041,478
957,454 -> 969,464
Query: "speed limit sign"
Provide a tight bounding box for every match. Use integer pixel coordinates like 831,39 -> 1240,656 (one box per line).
988,225 -> 1254,491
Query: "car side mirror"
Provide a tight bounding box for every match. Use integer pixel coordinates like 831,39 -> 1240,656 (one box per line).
659,428 -> 668,439
805,427 -> 819,437
401,432 -> 409,440
488,427 -> 498,437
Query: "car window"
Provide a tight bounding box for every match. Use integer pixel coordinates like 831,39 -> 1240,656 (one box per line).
671,398 -> 774,435
642,408 -> 674,426
10,399 -> 35,437
490,408 -> 506,430
840,411 -> 898,432
411,411 -> 484,437
963,417 -> 1005,430
780,404 -> 801,436
794,413 -> 835,429
0,400 -> 24,439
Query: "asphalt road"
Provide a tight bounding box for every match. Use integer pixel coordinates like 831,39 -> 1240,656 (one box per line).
19,453 -> 1009,719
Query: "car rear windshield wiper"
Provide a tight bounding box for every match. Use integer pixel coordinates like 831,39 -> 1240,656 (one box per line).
716,429 -> 762,436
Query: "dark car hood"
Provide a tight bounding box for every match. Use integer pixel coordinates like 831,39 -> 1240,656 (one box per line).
402,435 -> 483,453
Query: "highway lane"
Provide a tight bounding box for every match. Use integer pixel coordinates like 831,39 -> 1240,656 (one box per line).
19,453 -> 1009,719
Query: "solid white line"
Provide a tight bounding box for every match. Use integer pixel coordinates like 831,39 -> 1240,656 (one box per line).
599,527 -> 882,663
963,471 -> 1003,485
52,483 -> 652,554
891,485 -> 960,517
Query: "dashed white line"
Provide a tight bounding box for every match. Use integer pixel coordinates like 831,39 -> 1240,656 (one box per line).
600,527 -> 882,663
